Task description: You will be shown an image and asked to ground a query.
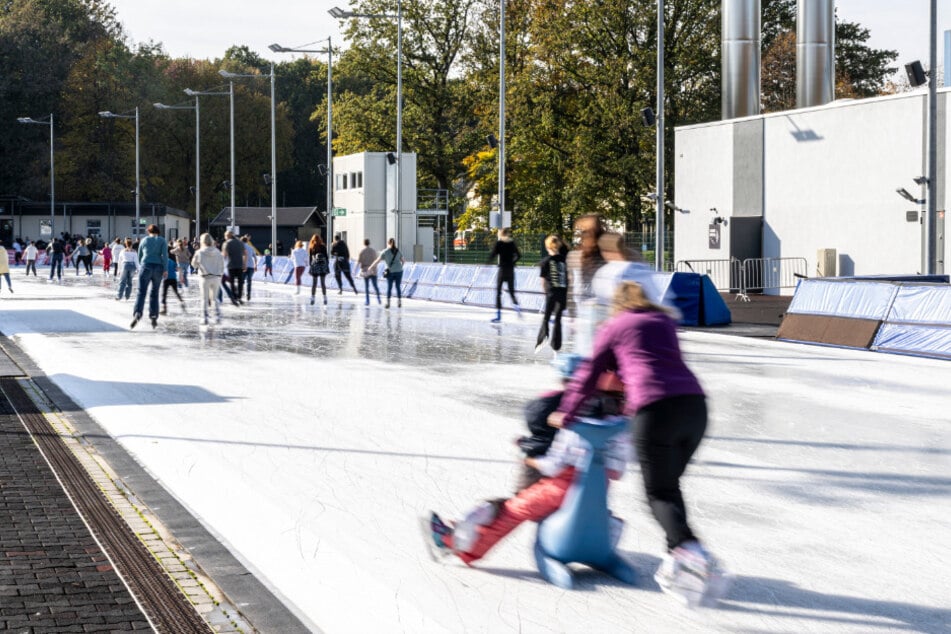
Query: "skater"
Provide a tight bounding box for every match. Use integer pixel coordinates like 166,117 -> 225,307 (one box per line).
191,233 -> 225,325
172,238 -> 191,288
308,234 -> 330,305
487,227 -> 521,322
100,238 -> 112,276
160,247 -> 186,315
356,238 -> 381,306
330,233 -> 359,295
130,224 -> 168,329
24,241 -> 38,276
371,238 -> 404,309
567,214 -> 607,314
110,238 -> 123,277
550,280 -> 730,606
429,385 -> 631,566
72,239 -> 89,275
115,239 -> 137,300
221,231 -> 246,303
263,246 -> 273,280
242,236 -> 256,301
536,235 -> 569,353
12,239 -> 22,266
0,244 -> 13,293
47,238 -> 64,282
289,240 -> 308,294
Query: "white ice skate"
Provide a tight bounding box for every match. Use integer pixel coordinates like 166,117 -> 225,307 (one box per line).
654,541 -> 733,608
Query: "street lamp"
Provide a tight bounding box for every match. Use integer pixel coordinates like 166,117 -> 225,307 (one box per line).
220,67 -> 277,249
270,39 -> 335,246
16,114 -> 55,240
184,87 -> 231,235
155,99 -> 200,237
330,3 -> 403,252
99,108 -> 141,239
498,0 -> 506,230
654,0 -> 666,272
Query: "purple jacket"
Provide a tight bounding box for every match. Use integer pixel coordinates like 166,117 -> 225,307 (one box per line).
558,309 -> 704,422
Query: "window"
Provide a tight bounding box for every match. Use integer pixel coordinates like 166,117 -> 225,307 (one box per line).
354,171 -> 363,188
86,220 -> 102,238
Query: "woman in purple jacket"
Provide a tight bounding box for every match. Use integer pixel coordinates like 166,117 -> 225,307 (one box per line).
549,280 -> 730,606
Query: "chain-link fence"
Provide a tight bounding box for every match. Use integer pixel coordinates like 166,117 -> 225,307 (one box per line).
440,231 -> 674,270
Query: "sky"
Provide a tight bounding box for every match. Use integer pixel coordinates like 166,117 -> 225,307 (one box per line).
108,0 -> 947,72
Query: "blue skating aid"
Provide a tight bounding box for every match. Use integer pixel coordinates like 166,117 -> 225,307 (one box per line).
534,416 -> 637,589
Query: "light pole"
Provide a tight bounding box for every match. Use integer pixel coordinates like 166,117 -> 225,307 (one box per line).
16,114 -> 55,239
331,4 -> 403,252
270,39 -> 334,245
154,99 -> 200,237
220,67 -> 277,249
184,87 -> 231,235
99,108 -> 141,239
654,0 -> 666,272
498,0 -> 506,229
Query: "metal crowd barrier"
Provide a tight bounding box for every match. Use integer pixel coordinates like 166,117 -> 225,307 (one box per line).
675,258 -> 741,293
738,257 -> 807,301
675,257 -> 807,301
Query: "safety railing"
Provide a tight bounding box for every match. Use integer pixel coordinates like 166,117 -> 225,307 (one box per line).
675,258 -> 741,293
738,257 -> 807,301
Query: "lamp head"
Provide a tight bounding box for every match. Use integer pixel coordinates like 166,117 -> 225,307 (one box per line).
98,111 -> 114,118
913,176 -> 929,186
218,69 -> 233,78
329,6 -> 350,18
154,103 -> 169,109
268,43 -> 287,53
16,117 -> 30,123
184,88 -> 198,96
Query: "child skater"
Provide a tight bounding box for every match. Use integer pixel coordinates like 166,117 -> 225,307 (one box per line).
536,235 -> 569,353
428,358 -> 630,567
160,247 -> 186,315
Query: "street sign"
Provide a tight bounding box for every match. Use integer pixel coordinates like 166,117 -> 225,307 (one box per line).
332,207 -> 347,217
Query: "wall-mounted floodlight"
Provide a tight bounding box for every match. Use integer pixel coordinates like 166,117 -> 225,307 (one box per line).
640,107 -> 656,127
913,176 -> 929,186
896,187 -> 925,204
905,61 -> 928,87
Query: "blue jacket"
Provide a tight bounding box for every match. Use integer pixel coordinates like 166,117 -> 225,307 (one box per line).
138,235 -> 168,268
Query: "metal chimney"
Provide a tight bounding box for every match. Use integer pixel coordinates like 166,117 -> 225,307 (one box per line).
796,0 -> 835,108
722,0 -> 761,119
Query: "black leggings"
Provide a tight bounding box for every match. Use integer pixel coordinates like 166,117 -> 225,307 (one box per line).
633,394 -> 707,551
496,268 -> 518,309
311,274 -> 326,296
537,288 -> 567,351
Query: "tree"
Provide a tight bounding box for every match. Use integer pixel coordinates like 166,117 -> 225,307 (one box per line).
761,4 -> 898,112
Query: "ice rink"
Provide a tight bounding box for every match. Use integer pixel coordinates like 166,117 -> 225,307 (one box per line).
0,271 -> 948,633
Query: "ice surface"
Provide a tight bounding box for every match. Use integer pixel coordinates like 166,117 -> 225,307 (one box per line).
1,272 -> 949,633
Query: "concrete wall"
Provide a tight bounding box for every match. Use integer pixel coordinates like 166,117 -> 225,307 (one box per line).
675,88 -> 950,284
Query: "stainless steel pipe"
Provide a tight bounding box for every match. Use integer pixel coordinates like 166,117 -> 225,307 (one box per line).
796,0 -> 835,108
722,0 -> 761,119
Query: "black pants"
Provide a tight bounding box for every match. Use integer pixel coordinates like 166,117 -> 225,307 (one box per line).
334,260 -> 357,291
228,268 -> 244,301
496,267 -> 518,310
633,394 -> 707,551
162,279 -> 183,305
537,287 -> 567,351
311,274 -> 326,297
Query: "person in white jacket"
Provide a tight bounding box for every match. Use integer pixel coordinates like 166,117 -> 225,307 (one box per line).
191,233 -> 226,325
24,241 -> 39,276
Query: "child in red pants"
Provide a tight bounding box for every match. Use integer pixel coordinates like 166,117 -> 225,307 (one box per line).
429,404 -> 630,565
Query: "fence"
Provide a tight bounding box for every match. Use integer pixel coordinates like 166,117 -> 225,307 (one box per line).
675,257 -> 808,300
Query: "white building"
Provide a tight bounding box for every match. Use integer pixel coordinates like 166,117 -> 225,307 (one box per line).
331,151 -> 434,262
673,87 -> 949,287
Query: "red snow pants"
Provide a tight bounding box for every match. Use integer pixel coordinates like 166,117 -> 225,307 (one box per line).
455,467 -> 575,565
